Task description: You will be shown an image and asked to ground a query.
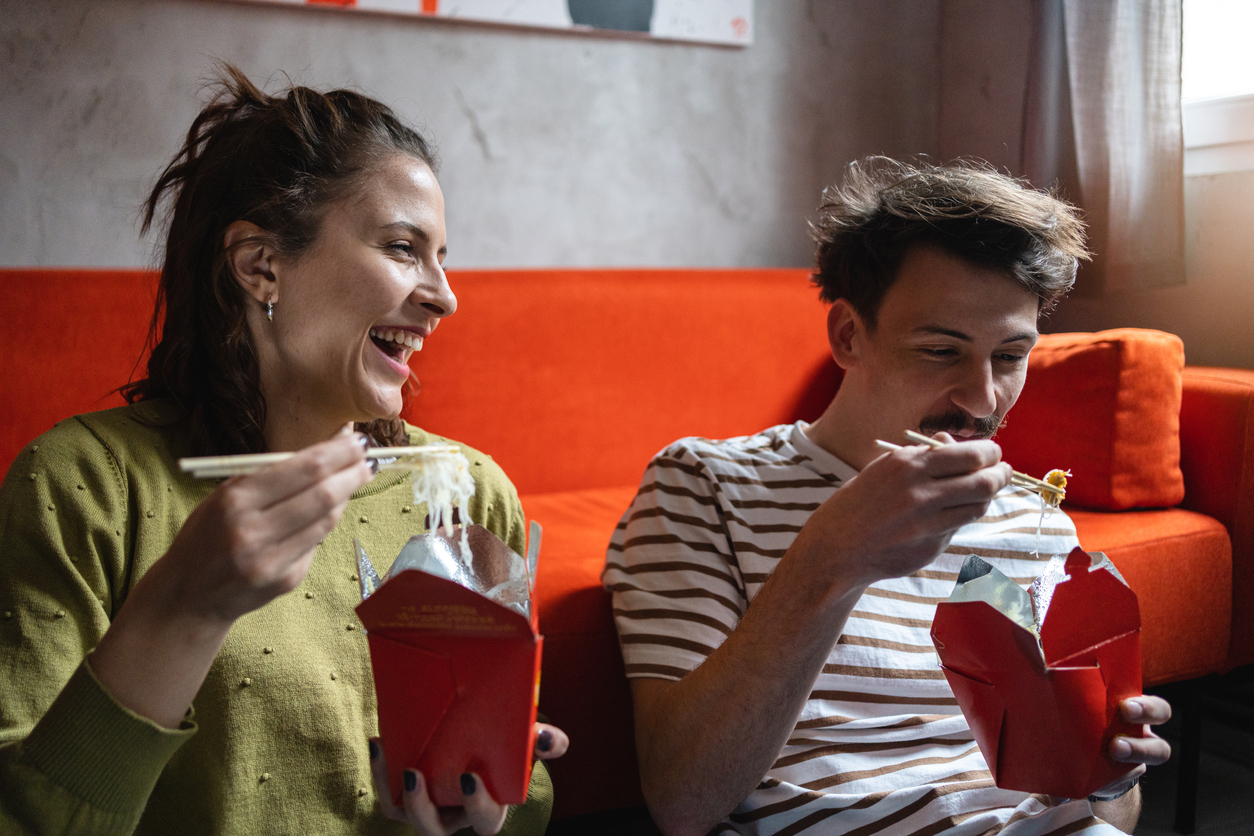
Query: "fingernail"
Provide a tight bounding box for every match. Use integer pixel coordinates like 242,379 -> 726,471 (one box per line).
537,730 -> 553,752
368,739 -> 379,759
356,433 -> 370,450
1124,698 -> 1144,720
368,458 -> 379,475
404,769 -> 417,792
1112,737 -> 1132,758
460,773 -> 475,795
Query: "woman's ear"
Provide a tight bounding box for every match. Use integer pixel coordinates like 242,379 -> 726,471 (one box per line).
827,299 -> 864,370
224,221 -> 278,305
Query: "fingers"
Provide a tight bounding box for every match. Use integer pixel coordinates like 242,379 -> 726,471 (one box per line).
1120,695 -> 1172,726
367,738 -> 408,822
254,459 -> 370,546
916,438 -> 1003,478
534,723 -> 570,760
236,432 -> 371,510
459,773 -> 509,835
401,770 -> 465,835
1110,732 -> 1172,766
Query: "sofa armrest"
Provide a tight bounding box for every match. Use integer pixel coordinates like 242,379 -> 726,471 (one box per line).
1178,366 -> 1254,669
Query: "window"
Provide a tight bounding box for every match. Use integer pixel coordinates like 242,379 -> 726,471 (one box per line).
1182,0 -> 1254,175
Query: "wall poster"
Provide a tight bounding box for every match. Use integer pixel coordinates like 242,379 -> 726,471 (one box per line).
232,0 -> 754,46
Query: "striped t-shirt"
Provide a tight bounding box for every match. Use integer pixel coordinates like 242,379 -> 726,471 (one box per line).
603,422 -> 1122,836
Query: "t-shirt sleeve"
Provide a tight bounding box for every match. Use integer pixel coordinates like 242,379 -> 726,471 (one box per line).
0,422 -> 194,835
601,442 -> 748,681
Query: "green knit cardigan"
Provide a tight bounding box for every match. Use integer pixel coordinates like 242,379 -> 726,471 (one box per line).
0,401 -> 552,835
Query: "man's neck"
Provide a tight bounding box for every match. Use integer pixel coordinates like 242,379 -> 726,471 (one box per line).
803,389 -> 882,472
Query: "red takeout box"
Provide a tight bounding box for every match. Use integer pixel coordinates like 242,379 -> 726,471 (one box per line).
355,524 -> 543,807
931,547 -> 1144,799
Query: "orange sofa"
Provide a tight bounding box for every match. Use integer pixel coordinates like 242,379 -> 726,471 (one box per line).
2,268 -> 1252,822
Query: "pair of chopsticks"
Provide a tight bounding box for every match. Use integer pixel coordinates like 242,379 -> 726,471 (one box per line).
875,430 -> 1064,500
178,444 -> 462,479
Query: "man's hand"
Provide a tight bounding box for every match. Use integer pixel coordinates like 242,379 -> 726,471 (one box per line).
791,432 -> 1013,592
1085,696 -> 1172,832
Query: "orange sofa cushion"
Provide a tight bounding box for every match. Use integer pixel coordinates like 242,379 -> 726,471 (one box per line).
1070,507 -> 1232,685
0,270 -> 155,472
526,486 -> 644,819
999,329 -> 1186,511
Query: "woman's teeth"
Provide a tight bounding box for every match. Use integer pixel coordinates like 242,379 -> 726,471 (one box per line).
369,327 -> 424,351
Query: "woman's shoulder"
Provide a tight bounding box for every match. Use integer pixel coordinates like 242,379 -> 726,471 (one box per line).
19,400 -> 190,474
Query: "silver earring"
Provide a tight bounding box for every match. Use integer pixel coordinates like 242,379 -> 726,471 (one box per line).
266,297 -> 274,322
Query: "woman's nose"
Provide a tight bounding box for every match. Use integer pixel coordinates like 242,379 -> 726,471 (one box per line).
417,265 -> 457,319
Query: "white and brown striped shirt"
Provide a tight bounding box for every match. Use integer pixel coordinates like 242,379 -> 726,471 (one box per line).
603,422 -> 1121,836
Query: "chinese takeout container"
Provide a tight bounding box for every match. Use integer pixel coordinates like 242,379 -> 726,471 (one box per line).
355,522 -> 543,807
930,546 -> 1143,799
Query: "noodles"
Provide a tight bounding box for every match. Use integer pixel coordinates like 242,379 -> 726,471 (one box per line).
405,447 -> 477,561
1032,469 -> 1071,555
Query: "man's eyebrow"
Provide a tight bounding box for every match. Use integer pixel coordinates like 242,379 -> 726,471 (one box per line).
915,325 -> 972,341
914,325 -> 1037,344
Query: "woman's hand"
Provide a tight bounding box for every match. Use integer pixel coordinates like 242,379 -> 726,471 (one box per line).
369,724 -> 570,835
158,428 -> 373,623
90,429 -> 373,728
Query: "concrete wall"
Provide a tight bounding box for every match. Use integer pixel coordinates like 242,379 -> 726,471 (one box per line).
937,0 -> 1253,370
0,0 -> 941,270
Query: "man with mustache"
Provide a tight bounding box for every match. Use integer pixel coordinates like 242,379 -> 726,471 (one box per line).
602,158 -> 1172,836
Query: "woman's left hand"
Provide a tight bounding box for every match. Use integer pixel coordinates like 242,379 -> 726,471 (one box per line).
369,723 -> 569,835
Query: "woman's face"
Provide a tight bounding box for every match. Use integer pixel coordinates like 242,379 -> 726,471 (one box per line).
264,155 -> 454,429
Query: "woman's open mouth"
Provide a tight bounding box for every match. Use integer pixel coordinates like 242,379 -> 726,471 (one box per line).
369,327 -> 422,370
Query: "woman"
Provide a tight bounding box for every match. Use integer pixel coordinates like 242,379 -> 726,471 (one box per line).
0,67 -> 566,835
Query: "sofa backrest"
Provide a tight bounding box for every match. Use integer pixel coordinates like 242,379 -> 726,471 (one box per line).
0,269 -> 840,491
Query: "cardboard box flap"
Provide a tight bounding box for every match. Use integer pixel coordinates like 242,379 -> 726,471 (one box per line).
1039,548 -> 1140,667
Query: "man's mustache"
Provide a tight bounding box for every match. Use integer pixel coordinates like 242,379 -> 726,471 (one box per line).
917,411 -> 1005,439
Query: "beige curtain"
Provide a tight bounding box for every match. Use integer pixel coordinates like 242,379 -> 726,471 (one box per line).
1022,0 -> 1185,294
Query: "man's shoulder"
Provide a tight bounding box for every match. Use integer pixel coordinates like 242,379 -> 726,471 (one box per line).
652,423 -> 802,475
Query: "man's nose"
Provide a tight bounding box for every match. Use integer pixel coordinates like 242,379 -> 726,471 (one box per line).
416,265 -> 457,319
949,361 -> 997,418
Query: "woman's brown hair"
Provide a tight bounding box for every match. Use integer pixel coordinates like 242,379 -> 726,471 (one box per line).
123,64 -> 437,454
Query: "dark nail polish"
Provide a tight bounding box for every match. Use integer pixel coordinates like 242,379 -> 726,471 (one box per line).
537,730 -> 553,752
460,773 -> 475,795
404,770 -> 417,792
368,458 -> 379,475
368,740 -> 379,759
356,433 -> 370,450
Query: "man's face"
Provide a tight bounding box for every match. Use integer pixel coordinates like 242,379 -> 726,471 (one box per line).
851,245 -> 1040,442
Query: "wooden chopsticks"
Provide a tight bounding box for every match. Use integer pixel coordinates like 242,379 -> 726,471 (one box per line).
875,430 -> 1064,500
178,444 -> 462,479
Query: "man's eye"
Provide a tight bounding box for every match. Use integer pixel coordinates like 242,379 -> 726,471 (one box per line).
921,348 -> 957,358
997,353 -> 1026,364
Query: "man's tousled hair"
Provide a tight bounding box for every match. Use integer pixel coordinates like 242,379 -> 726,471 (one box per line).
811,157 -> 1089,325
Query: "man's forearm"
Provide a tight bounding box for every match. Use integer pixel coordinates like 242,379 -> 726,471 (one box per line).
634,539 -> 867,836
1091,784 -> 1140,833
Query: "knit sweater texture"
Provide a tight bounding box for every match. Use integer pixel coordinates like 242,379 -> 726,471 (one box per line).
0,400 -> 552,835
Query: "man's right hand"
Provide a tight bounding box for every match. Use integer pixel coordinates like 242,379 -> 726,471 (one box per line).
792,432 -> 1012,594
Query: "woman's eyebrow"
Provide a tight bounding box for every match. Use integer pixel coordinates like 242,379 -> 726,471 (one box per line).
378,221 -> 429,241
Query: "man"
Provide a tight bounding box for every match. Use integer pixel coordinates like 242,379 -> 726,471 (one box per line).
602,159 -> 1172,836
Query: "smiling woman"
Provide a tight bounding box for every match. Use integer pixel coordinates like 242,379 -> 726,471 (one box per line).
0,67 -> 563,836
